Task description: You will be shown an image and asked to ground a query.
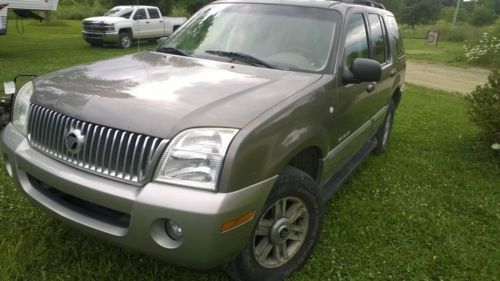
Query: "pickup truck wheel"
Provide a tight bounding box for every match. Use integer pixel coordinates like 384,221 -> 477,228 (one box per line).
225,166 -> 323,281
118,32 -> 132,48
374,99 -> 396,155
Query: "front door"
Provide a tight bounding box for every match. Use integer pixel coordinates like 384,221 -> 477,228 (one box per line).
133,8 -> 150,38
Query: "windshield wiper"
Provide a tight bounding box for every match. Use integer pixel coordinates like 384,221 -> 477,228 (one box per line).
205,50 -> 276,69
157,47 -> 191,57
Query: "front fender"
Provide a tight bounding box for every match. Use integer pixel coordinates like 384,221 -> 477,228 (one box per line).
218,77 -> 333,193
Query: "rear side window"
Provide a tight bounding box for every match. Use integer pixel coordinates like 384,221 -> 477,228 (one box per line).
344,14 -> 369,68
368,14 -> 388,64
386,15 -> 405,58
148,8 -> 160,19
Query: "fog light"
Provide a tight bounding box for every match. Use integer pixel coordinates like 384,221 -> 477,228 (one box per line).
165,219 -> 183,241
4,155 -> 13,177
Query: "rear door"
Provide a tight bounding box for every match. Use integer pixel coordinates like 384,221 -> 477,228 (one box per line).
366,12 -> 394,129
147,8 -> 165,37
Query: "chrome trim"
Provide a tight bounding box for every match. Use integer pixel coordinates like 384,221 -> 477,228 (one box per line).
27,104 -> 168,185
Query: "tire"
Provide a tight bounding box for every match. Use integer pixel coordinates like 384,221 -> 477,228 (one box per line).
374,99 -> 396,155
225,166 -> 324,281
118,32 -> 132,48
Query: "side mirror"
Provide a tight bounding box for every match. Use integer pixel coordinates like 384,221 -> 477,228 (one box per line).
134,14 -> 144,20
343,58 -> 382,84
3,81 -> 15,95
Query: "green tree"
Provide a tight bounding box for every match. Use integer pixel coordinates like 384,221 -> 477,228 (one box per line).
377,0 -> 403,18
440,6 -> 468,22
401,0 -> 442,28
469,5 -> 497,26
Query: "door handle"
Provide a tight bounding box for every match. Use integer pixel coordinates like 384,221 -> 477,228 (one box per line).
146,21 -> 150,24
366,82 -> 377,93
390,68 -> 398,77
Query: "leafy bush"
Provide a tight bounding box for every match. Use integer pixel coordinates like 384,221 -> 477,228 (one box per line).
465,71 -> 500,151
463,28 -> 500,66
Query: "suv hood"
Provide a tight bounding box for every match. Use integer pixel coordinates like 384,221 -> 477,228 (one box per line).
83,16 -> 127,24
32,52 -> 322,139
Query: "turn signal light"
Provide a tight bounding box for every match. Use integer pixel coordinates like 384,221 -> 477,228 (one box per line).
221,210 -> 255,233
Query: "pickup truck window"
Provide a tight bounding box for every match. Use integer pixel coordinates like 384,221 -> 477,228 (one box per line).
134,9 -> 147,20
148,8 -> 160,19
344,13 -> 369,68
161,4 -> 339,73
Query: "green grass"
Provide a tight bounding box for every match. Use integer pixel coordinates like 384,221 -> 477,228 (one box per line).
0,20 -> 157,85
403,38 -> 469,67
1,20 -> 499,281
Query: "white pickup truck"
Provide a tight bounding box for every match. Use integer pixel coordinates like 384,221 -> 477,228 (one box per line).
82,5 -> 187,48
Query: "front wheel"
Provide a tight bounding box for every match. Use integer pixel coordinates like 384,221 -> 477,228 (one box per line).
118,32 -> 132,48
225,166 -> 323,281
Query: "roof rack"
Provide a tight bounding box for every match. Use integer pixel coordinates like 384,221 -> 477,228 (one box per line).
336,0 -> 386,10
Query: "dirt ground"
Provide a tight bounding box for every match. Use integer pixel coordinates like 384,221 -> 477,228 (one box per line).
406,60 -> 490,94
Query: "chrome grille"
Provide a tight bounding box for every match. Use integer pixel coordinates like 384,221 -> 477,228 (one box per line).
27,104 -> 168,185
83,22 -> 108,33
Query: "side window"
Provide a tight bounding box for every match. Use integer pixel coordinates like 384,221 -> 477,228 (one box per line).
121,11 -> 132,19
134,9 -> 147,20
148,8 -> 160,19
386,15 -> 405,58
344,14 -> 369,68
368,14 -> 388,64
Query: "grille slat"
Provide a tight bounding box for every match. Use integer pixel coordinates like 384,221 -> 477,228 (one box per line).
28,104 -> 166,184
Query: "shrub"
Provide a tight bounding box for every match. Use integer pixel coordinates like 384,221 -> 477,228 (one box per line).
463,29 -> 500,66
464,71 -> 500,151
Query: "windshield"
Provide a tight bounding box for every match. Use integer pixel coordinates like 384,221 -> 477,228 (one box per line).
104,7 -> 134,18
160,4 -> 339,72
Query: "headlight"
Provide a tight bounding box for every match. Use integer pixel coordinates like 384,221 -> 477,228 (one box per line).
104,24 -> 115,32
155,128 -> 239,191
12,81 -> 34,136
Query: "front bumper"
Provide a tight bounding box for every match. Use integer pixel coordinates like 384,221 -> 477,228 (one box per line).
0,124 -> 276,269
82,31 -> 119,44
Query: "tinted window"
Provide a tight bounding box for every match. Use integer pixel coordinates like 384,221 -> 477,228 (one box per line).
148,8 -> 160,19
368,14 -> 387,63
386,15 -> 404,58
134,9 -> 147,20
344,14 -> 369,68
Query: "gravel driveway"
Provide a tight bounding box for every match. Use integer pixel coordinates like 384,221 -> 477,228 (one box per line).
406,60 -> 490,94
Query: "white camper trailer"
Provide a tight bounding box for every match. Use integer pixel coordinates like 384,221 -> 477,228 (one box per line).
0,0 -> 59,35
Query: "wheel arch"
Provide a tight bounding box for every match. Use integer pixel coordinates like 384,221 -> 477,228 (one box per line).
119,27 -> 133,37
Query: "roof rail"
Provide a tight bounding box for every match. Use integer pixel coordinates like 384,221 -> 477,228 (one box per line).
336,0 -> 386,10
